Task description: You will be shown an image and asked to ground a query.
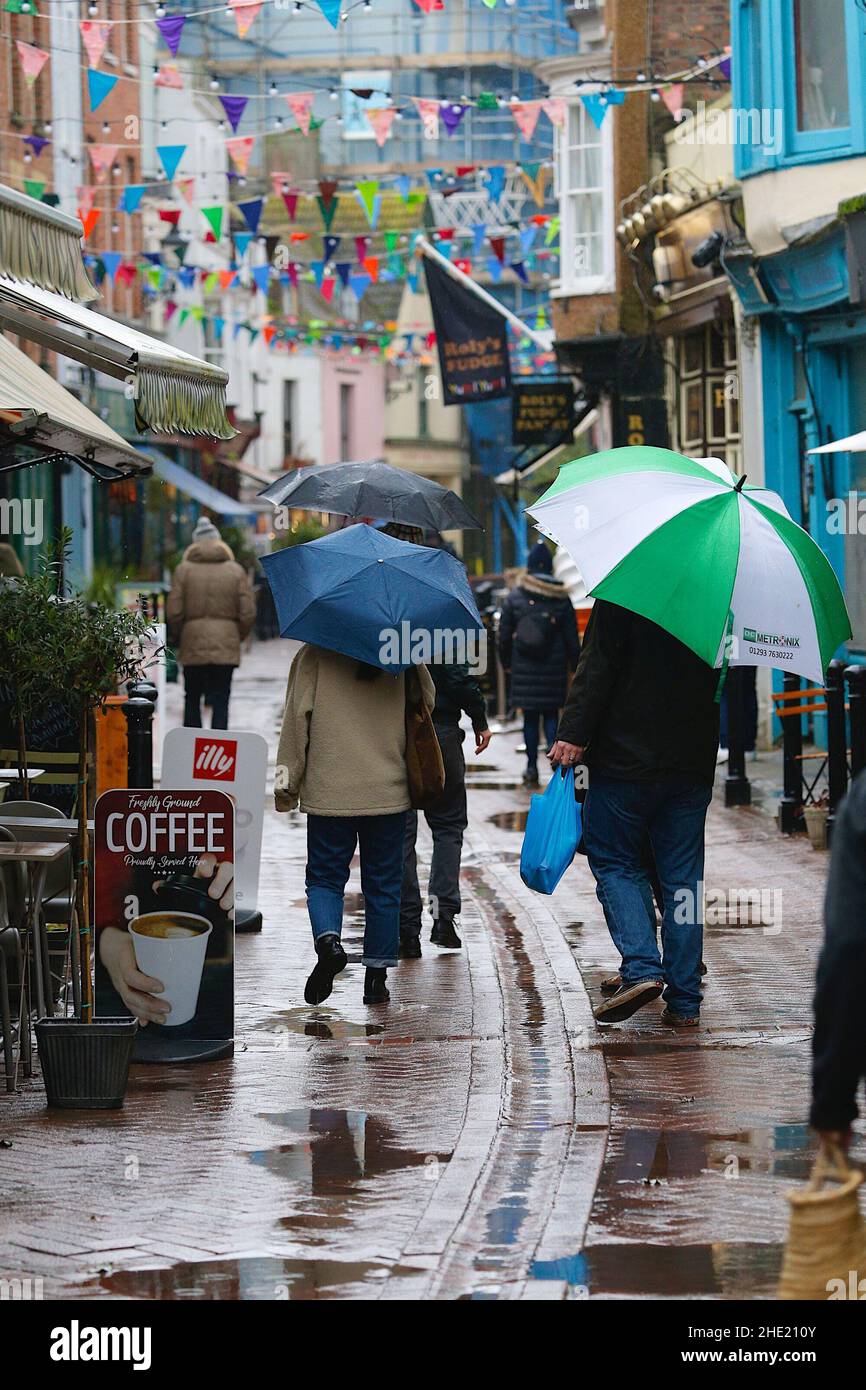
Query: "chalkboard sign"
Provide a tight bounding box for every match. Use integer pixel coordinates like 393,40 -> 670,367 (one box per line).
0,682 -> 80,814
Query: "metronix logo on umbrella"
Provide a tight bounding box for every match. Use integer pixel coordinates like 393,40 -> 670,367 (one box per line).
743,627 -> 801,648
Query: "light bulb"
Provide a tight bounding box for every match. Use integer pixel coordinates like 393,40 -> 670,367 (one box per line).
210,75 -> 220,91
269,81 -> 278,95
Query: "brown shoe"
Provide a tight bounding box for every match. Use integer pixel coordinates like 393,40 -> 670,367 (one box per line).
661,1007 -> 699,1029
595,979 -> 664,1024
603,963 -> 707,996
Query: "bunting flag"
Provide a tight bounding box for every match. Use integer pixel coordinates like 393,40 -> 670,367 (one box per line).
366,107 -> 396,147
282,189 -> 299,220
157,144 -> 186,181
316,196 -> 338,231
80,208 -> 101,239
156,13 -> 186,55
519,162 -> 548,208
510,260 -> 529,284
175,177 -> 196,206
229,0 -> 264,38
471,224 -> 486,257
315,0 -> 342,26
414,98 -> 440,140
77,185 -> 96,215
87,68 -> 118,111
158,208 -> 181,226
719,53 -> 732,80
120,185 -> 146,214
23,178 -> 45,202
489,235 -> 506,263
412,0 -> 444,10
363,256 -> 379,283
542,97 -> 567,130
486,166 -> 506,202
285,92 -> 315,135
520,224 -> 538,256
355,181 -> 379,226
355,234 -> 371,263
155,64 -> 184,90
440,103 -> 467,136
323,235 -> 341,262
23,134 -> 50,157
116,262 -> 137,287
87,145 -> 118,184
164,299 -> 178,322
263,325 -> 277,346
545,215 -> 560,245
350,271 -> 371,301
396,174 -> 412,202
511,100 -> 542,140
238,197 -> 263,233
100,251 -> 122,282
335,262 -> 351,289
219,95 -> 248,133
318,178 -> 338,208
79,21 -> 113,68
219,270 -> 238,289
581,90 -> 624,129
201,206 -> 224,240
286,263 -> 298,288
252,264 -> 271,294
310,259 -> 325,289
661,83 -> 685,119
234,231 -> 253,256
226,136 -> 255,174
16,41 -> 50,87
320,278 -> 336,304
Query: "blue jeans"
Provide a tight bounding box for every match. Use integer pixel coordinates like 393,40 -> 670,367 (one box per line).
306,812 -> 406,968
583,773 -> 712,1017
524,709 -> 559,768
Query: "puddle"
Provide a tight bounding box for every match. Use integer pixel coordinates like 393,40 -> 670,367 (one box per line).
487,811 -> 529,832
249,1108 -> 451,1194
100,1255 -> 415,1300
255,1007 -> 385,1041
582,1241 -> 783,1298
606,1124 -> 816,1185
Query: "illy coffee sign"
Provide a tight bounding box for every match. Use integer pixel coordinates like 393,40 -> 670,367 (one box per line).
193,737 -> 237,781
162,728 -> 268,919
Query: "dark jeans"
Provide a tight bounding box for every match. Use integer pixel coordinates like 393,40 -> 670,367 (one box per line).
306,811 -> 406,968
523,708 -> 559,768
583,772 -> 712,1017
401,723 -> 468,933
183,663 -> 233,729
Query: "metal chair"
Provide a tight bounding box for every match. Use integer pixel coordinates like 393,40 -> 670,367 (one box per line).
0,825 -> 24,1091
0,802 -> 73,1012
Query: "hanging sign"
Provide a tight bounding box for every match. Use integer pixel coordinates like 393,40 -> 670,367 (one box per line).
423,254 -> 512,406
512,379 -> 575,445
94,788 -> 235,1063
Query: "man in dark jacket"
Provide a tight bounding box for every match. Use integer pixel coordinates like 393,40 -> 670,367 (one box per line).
810,771 -> 866,1144
400,661 -> 491,956
499,541 -> 580,786
550,599 -> 720,1027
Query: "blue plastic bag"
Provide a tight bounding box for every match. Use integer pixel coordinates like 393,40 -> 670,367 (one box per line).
519,767 -> 582,895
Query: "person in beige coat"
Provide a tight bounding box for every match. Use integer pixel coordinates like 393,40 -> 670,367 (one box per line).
276,643 -> 435,1006
167,516 -> 255,729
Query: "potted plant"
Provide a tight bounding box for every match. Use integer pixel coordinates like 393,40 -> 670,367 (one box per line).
0,537 -> 157,1105
803,794 -> 830,851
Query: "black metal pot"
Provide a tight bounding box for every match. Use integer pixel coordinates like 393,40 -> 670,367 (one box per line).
35,1017 -> 138,1109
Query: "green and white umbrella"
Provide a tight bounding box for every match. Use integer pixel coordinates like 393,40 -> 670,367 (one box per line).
527,446 -> 851,686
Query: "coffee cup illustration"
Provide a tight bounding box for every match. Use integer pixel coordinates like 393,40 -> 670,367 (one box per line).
129,911 -> 212,1027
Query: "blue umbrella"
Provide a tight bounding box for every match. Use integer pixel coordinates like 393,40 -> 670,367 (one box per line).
260,523 -> 483,673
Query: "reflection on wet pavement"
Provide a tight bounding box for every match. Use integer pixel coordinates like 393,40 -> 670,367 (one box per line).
249,1108 -> 451,1195
582,1242 -> 783,1298
487,810 -> 529,832
101,1255 -> 420,1300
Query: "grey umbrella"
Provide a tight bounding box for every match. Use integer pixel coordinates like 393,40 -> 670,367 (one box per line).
257,459 -> 483,530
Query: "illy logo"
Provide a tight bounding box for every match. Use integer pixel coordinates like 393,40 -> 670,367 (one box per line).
193,737 -> 237,781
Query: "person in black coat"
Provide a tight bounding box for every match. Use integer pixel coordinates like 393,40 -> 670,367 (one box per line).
810,770 -> 866,1144
498,540 -> 580,785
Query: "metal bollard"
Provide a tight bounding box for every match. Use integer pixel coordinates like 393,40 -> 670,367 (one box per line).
779,672 -> 803,834
825,659 -> 848,841
845,665 -> 866,778
724,666 -> 751,807
122,697 -> 155,789
127,679 -> 158,709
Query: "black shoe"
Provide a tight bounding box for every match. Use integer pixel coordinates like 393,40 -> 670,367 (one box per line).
363,967 -> 390,1004
399,933 -> 422,959
522,766 -> 540,787
595,978 -> 664,1024
430,916 -> 462,949
304,935 -> 347,1005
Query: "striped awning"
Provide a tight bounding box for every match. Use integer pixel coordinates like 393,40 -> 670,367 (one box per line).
0,184 -> 97,303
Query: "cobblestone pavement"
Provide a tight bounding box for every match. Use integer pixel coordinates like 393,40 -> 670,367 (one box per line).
0,641 -> 838,1300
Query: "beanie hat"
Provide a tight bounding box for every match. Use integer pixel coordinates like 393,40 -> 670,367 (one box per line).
192,516 -> 220,543
527,540 -> 553,574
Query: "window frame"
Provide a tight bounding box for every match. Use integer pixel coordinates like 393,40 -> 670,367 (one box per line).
553,97 -> 615,297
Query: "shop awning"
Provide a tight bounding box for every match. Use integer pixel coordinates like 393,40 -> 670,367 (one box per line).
0,184 -> 97,303
141,447 -> 256,517
0,275 -> 234,440
495,407 -> 599,485
0,332 -> 150,478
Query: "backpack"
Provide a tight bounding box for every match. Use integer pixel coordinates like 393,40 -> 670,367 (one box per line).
514,602 -> 559,660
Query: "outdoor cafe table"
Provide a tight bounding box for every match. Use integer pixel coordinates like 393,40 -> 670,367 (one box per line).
0,843 -> 67,1082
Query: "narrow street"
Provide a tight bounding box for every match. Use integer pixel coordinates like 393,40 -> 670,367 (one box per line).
0,640 -> 827,1301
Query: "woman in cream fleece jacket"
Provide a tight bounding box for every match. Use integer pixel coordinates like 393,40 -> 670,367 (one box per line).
276,643 -> 435,1006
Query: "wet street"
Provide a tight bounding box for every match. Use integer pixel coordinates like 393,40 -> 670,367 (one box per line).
0,641 -> 834,1300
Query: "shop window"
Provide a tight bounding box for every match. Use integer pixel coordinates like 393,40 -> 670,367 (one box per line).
793,0 -> 848,133
674,323 -> 741,469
